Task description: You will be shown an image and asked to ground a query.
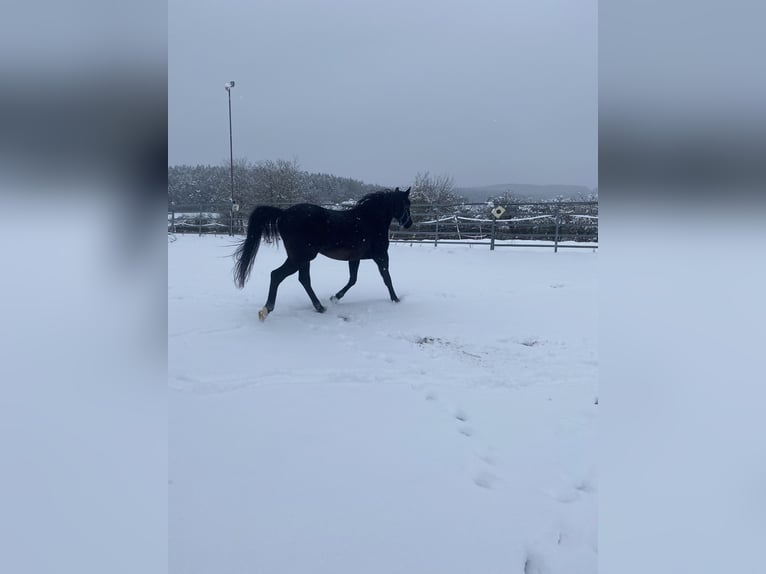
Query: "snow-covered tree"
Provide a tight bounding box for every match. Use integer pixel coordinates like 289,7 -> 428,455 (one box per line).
410,172 -> 460,206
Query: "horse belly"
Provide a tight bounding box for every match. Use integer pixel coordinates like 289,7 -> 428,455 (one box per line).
321,247 -> 367,261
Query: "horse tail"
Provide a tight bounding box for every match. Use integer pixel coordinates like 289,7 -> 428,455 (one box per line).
233,206 -> 283,288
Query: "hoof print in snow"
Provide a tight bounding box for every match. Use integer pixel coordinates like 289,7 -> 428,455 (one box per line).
520,339 -> 540,347
594,397 -> 598,405
454,409 -> 468,422
473,471 -> 495,489
337,315 -> 350,322
417,336 -> 438,345
575,480 -> 595,494
523,552 -> 547,574
555,489 -> 579,503
479,453 -> 496,466
424,391 -> 438,401
458,426 -> 473,437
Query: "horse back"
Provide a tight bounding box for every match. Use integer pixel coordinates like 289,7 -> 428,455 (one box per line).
279,203 -> 388,259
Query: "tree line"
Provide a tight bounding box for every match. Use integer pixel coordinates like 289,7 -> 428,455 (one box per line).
169,159 -> 383,208
168,160 -> 594,212
168,160 -> 463,209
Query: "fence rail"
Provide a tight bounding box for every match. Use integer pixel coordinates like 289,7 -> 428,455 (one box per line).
168,201 -> 598,252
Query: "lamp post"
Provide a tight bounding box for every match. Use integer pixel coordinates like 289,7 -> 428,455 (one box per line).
225,80 -> 236,235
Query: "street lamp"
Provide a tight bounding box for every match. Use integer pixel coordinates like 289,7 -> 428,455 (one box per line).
225,80 -> 236,235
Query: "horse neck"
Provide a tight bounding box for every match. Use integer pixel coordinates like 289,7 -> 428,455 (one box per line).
355,199 -> 395,225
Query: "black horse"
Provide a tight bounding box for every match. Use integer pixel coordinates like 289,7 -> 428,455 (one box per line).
234,187 -> 413,320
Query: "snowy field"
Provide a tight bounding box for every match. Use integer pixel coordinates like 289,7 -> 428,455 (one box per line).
169,235 -> 597,574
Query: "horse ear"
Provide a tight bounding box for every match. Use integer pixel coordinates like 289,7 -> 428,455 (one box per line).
405,187 -> 411,195
394,187 -> 400,192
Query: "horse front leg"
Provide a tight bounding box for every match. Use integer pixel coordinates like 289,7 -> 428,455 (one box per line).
373,253 -> 399,302
330,260 -> 360,302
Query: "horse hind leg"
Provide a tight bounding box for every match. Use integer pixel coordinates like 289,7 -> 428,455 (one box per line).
298,262 -> 326,313
331,260 -> 360,302
260,258 -> 300,320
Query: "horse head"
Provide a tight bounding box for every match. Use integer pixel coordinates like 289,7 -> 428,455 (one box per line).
393,187 -> 413,228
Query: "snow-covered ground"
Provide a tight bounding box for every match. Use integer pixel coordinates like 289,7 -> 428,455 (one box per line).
169,235 -> 597,574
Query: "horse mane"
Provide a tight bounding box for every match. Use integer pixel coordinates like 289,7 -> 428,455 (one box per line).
356,189 -> 397,208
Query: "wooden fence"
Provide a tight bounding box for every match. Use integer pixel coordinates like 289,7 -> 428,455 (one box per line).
168,201 -> 598,252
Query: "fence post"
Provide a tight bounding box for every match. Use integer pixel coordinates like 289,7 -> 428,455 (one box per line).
435,217 -> 439,246
554,203 -> 560,253
490,217 -> 496,251
198,204 -> 203,237
171,209 -> 175,233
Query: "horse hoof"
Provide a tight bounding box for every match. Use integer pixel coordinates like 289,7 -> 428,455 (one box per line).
392,297 -> 400,303
330,295 -> 338,303
258,307 -> 270,321
316,305 -> 326,313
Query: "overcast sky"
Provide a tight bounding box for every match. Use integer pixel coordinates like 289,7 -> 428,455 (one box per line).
169,0 -> 596,189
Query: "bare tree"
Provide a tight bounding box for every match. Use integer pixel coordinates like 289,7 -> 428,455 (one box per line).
410,172 -> 459,206
231,157 -> 257,205
169,160 -> 379,208
246,158 -> 303,205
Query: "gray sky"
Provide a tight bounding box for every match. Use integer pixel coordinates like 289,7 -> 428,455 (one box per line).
169,0 -> 596,189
